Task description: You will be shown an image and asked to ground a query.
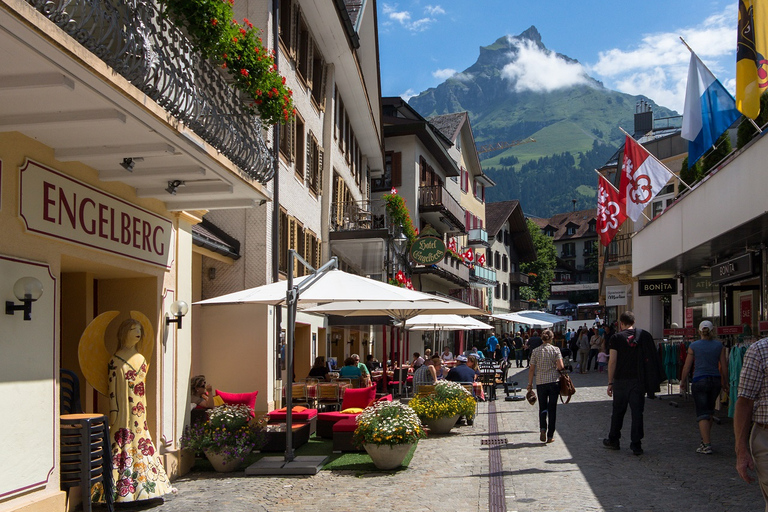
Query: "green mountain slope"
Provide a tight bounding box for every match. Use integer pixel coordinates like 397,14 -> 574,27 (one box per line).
409,26 -> 678,217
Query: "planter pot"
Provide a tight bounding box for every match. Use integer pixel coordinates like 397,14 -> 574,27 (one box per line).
423,414 -> 460,435
204,449 -> 248,472
363,442 -> 414,470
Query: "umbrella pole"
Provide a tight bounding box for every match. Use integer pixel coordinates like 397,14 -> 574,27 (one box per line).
284,258 -> 296,462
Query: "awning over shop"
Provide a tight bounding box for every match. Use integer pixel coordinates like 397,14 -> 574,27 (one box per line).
493,310 -> 567,330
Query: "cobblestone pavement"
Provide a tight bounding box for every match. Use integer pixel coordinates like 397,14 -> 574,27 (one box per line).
158,369 -> 763,512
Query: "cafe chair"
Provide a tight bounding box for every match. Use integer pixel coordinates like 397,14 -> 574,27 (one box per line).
60,369 -> 82,415
291,382 -> 310,408
387,369 -> 411,398
316,383 -> 341,411
414,384 -> 436,397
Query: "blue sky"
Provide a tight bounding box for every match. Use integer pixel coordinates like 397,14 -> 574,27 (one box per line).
376,0 -> 736,113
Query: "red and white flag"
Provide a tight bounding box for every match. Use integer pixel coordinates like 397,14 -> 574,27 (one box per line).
597,175 -> 627,246
477,252 -> 486,266
619,135 -> 672,222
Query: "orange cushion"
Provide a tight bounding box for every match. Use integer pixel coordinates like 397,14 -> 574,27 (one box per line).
276,406 -> 307,413
340,385 -> 376,411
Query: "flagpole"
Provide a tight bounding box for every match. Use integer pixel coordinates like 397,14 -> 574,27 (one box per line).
619,127 -> 693,190
593,169 -> 651,221
679,36 -> 762,133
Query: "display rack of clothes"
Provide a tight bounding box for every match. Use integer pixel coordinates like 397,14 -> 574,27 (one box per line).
727,341 -> 753,418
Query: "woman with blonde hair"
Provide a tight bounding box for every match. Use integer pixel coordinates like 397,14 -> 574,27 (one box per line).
527,329 -> 565,443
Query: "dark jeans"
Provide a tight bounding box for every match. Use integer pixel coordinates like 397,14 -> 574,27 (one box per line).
515,349 -> 524,367
608,379 -> 645,448
537,381 -> 560,439
587,348 -> 599,371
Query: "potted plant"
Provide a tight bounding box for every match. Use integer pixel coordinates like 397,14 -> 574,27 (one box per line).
180,404 -> 265,472
409,381 -> 476,434
352,401 -> 426,470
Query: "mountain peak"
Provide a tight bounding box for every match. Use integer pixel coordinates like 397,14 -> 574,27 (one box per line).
483,26 -> 543,54
517,25 -> 541,44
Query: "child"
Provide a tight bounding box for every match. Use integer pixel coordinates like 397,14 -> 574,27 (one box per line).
597,351 -> 609,373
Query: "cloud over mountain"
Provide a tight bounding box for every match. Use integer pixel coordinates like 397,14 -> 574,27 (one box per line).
501,38 -> 591,93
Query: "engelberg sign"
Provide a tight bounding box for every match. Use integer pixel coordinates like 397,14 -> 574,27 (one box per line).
19,160 -> 173,268
638,278 -> 678,296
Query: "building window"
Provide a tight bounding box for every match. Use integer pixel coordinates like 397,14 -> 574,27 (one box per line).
278,0 -> 294,54
297,17 -> 310,82
495,282 -> 500,299
461,167 -> 469,193
566,225 -> 576,235
502,284 -> 508,301
494,251 -> 501,269
588,220 -> 596,232
652,200 -> 664,218
279,116 -> 295,161
294,114 -> 305,181
307,131 -> 323,195
502,255 -> 508,272
562,243 -> 575,257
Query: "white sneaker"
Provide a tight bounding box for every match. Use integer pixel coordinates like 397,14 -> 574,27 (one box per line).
696,443 -> 713,454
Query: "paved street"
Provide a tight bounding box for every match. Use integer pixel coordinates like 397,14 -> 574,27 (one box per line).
160,369 -> 762,512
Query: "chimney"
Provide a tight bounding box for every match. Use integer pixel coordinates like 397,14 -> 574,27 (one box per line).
634,100 -> 653,136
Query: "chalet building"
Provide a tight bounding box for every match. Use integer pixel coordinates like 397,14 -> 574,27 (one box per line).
532,209 -> 598,309
485,201 -> 537,314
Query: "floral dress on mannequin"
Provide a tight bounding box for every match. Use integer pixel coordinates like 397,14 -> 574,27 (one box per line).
79,312 -> 172,503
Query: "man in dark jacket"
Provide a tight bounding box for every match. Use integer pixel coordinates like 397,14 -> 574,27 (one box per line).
603,311 -> 664,456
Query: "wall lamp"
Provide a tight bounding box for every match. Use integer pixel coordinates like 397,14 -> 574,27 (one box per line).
165,300 -> 189,329
6,277 -> 44,321
120,157 -> 143,172
166,180 -> 185,195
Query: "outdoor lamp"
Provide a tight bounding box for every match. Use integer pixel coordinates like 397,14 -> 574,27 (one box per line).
393,230 -> 408,255
6,276 -> 44,321
166,300 -> 189,329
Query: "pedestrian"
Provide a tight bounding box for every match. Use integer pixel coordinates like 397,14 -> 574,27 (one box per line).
569,328 -> 580,366
603,311 -> 664,456
487,331 -> 499,355
526,329 -> 565,444
597,350 -> 608,373
513,332 -> 524,368
577,329 -> 590,374
735,335 -> 768,506
679,320 -> 729,454
526,330 -> 543,368
588,331 -> 602,372
501,341 -> 511,362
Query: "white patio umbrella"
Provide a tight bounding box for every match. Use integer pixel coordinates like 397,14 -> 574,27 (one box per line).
493,311 -> 554,329
405,314 -> 492,356
304,298 -> 483,395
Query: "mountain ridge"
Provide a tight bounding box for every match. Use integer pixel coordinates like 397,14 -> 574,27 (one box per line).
409,26 -> 678,217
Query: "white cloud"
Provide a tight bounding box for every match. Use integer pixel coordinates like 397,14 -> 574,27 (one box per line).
400,88 -> 418,101
432,68 -> 457,80
501,38 -> 591,92
424,5 -> 445,16
591,4 -> 736,112
382,4 -> 442,32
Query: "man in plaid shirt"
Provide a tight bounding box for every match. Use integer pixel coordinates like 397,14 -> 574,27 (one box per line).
735,337 -> 768,510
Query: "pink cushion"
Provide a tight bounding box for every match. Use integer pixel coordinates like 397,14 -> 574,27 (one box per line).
340,385 -> 377,411
216,389 -> 258,417
332,418 -> 358,432
268,409 -> 318,422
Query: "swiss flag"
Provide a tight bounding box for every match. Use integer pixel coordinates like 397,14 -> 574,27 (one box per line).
597,175 -> 627,246
619,135 -> 672,222
477,252 -> 486,266
462,248 -> 474,262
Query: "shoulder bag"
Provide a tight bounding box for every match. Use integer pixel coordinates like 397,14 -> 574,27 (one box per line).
558,369 -> 576,404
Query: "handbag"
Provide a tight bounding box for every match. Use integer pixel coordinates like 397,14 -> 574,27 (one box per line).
558,370 -> 576,404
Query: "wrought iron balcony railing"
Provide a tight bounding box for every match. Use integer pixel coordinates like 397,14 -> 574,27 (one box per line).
28,0 -> 273,183
605,233 -> 632,266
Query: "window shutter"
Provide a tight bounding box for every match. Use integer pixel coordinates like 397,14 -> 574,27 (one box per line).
465,210 -> 471,231
306,130 -> 313,182
391,152 -> 402,187
317,146 -> 324,194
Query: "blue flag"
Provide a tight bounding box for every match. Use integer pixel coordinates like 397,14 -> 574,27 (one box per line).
681,51 -> 742,167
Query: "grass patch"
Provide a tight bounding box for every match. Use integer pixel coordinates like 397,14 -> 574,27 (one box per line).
189,435 -> 417,474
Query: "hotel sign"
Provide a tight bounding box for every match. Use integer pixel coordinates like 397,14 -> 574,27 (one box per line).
711,253 -> 753,284
19,160 -> 173,268
410,236 -> 446,265
638,278 -> 678,296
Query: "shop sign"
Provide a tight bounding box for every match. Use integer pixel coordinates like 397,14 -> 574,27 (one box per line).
689,276 -> 712,292
663,328 -> 696,337
685,307 -> 694,328
716,325 -> 744,335
19,160 -> 173,268
410,236 -> 445,265
605,285 -> 628,306
638,278 -> 678,296
711,253 -> 754,284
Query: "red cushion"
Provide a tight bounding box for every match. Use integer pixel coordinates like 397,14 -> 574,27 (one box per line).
340,385 -> 377,411
268,409 -> 317,422
216,389 -> 258,416
332,418 -> 358,432
376,394 -> 393,402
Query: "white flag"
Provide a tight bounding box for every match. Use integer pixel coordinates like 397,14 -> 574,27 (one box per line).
619,135 -> 672,222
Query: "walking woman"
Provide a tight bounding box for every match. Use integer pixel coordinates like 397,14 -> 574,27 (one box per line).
527,329 -> 566,443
